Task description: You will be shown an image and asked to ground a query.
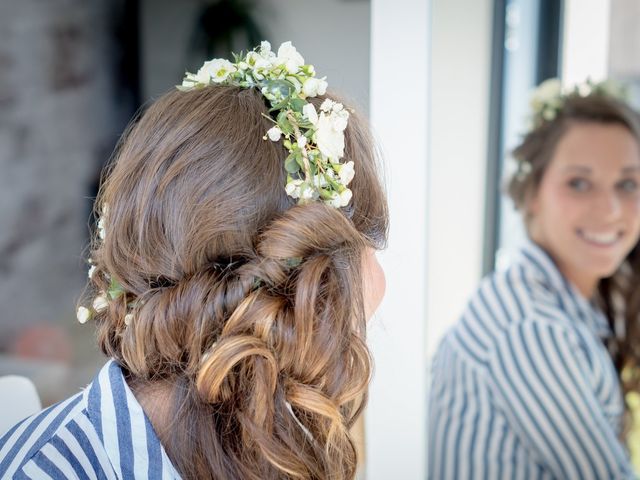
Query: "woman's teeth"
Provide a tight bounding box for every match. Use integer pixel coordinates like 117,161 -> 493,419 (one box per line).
578,230 -> 621,246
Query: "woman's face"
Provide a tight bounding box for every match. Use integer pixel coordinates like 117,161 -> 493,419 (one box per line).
362,248 -> 385,319
528,122 -> 640,297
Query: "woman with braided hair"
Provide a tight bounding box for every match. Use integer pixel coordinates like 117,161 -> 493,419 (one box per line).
429,79 -> 640,478
0,42 -> 388,479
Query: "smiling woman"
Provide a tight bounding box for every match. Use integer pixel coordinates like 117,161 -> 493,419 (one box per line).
429,80 -> 640,479
526,122 -> 640,298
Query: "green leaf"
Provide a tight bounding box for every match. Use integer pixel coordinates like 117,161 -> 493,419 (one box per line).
285,154 -> 300,173
277,116 -> 294,136
268,99 -> 289,112
289,98 -> 306,113
319,188 -> 334,200
263,79 -> 295,101
108,278 -> 125,300
285,257 -> 302,268
325,174 -> 341,190
277,110 -> 289,126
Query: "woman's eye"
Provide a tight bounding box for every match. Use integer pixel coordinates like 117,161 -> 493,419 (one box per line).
568,178 -> 590,192
617,178 -> 639,193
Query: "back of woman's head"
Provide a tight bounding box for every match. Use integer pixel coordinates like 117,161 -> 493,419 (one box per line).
85,85 -> 388,479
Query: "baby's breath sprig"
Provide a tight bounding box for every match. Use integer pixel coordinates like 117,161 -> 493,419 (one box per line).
76,205 -> 137,326
178,41 -> 355,208
514,78 -> 632,181
529,77 -> 630,129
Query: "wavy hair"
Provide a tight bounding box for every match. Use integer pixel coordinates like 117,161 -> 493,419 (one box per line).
83,85 -> 388,479
507,93 -> 640,440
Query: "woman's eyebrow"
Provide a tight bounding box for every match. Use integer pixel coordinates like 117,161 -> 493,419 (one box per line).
621,165 -> 640,174
562,165 -> 592,174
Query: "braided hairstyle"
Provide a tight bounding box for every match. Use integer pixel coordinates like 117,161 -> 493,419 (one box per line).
83,85 -> 388,479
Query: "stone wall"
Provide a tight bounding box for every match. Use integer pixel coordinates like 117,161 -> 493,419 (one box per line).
0,0 -> 119,403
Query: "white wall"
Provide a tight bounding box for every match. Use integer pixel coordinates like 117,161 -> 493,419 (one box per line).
367,1 -> 429,478
426,0 -> 493,358
367,0 -> 493,476
562,0 -> 611,85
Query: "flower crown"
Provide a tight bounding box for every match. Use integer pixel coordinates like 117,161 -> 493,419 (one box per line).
76,42 -> 354,325
178,41 -> 355,209
515,77 -> 630,180
528,77 -> 629,128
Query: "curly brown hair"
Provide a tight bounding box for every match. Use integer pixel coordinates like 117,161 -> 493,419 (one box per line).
82,85 -> 388,479
507,93 -> 640,440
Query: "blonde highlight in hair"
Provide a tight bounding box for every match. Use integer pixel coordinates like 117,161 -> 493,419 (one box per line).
82,85 -> 388,479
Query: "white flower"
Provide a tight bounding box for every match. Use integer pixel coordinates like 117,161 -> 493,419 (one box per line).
312,174 -> 329,188
339,189 -> 352,206
76,306 -> 91,324
181,77 -> 195,88
277,42 -> 305,73
597,79 -> 626,99
266,126 -> 283,142
124,313 -> 133,326
542,107 -> 556,121
315,112 -> 346,160
260,41 -> 272,56
297,135 -> 307,148
289,77 -> 303,94
300,185 -> 315,200
328,189 -> 352,208
531,78 -> 562,113
330,109 -> 349,132
285,179 -> 304,198
97,217 -> 106,240
320,99 -> 336,113
88,265 -> 96,279
246,51 -> 273,70
195,58 -> 237,84
302,77 -> 328,97
337,161 -> 355,185
302,103 -> 318,125
92,295 -> 109,312
577,82 -> 593,97
287,180 -> 315,201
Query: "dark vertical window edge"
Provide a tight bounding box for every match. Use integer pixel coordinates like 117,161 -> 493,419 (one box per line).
482,0 -> 507,275
536,0 -> 563,84
483,0 -> 563,275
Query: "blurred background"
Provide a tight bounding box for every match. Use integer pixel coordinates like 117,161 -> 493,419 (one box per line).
0,0 -> 639,478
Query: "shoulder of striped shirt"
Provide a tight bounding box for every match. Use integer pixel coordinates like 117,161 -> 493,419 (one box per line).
469,268 -> 564,328
0,390 -> 94,477
453,268 -> 579,356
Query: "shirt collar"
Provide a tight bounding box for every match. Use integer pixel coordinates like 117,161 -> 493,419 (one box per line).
514,238 -> 612,339
84,360 -> 182,479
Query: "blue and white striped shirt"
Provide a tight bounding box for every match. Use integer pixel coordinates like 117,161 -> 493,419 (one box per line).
428,240 -> 637,479
0,360 -> 181,479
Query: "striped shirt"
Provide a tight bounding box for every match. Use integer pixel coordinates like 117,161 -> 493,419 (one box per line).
428,240 -> 637,479
0,360 -> 181,479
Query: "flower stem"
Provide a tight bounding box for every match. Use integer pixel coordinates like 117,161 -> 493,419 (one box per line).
289,113 -> 312,181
